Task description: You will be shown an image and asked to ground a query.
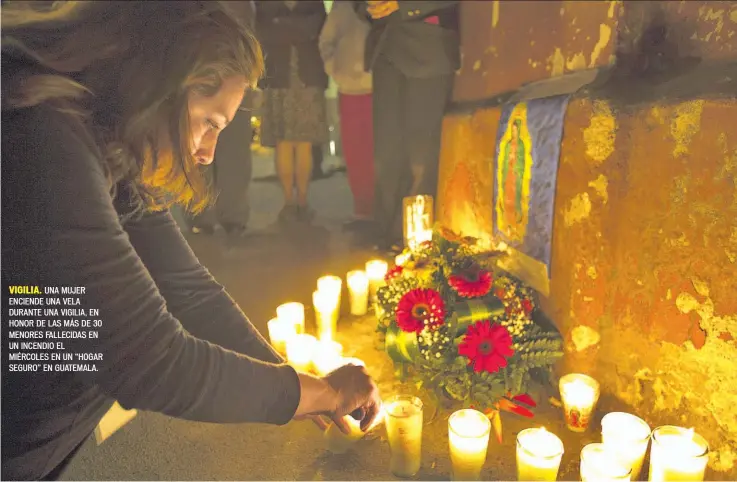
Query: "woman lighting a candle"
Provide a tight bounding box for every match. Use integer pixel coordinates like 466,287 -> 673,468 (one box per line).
1,2 -> 382,480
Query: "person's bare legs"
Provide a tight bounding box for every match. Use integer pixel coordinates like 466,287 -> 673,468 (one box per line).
294,141 -> 314,221
275,140 -> 298,222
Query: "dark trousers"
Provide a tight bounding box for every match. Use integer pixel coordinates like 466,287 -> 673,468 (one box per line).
190,109 -> 252,229
372,56 -> 453,244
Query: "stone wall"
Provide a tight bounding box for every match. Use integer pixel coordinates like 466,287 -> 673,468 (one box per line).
438,1 -> 737,477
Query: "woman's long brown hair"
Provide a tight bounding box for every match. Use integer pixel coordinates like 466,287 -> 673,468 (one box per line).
2,1 -> 264,213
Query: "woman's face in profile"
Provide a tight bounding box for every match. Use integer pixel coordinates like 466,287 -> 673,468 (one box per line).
188,76 -> 248,165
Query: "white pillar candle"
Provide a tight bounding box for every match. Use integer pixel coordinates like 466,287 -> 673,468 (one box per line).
285,334 -> 317,372
516,427 -> 565,481
346,270 -> 369,316
601,412 -> 651,480
365,259 -> 388,299
559,373 -> 600,432
580,443 -> 632,482
311,340 -> 344,376
313,289 -> 339,341
385,395 -> 424,478
276,302 -> 305,334
448,409 -> 491,481
648,426 -> 709,482
267,317 -> 295,356
317,275 -> 342,308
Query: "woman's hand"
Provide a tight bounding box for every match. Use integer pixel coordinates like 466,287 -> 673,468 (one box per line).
294,364 -> 382,434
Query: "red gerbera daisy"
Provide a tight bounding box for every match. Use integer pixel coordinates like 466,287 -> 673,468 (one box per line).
448,266 -> 493,298
458,320 -> 514,374
385,265 -> 404,283
395,288 -> 446,333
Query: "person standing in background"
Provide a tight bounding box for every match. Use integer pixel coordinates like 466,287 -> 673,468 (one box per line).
361,0 -> 460,252
256,1 -> 329,225
319,0 -> 375,235
189,0 -> 259,238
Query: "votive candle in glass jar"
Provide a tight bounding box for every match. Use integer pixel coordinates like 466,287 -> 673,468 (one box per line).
516,427 -> 565,481
313,289 -> 339,342
559,373 -> 600,432
365,259 -> 388,300
385,395 -> 423,478
285,334 -> 317,373
267,317 -> 294,356
276,301 -> 305,334
346,270 -> 369,316
601,412 -> 651,480
580,443 -> 632,482
448,408 -> 491,481
648,426 -> 709,482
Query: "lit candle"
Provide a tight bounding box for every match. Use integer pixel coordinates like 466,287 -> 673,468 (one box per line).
580,443 -> 632,482
395,252 -> 411,267
313,289 -> 339,341
276,302 -> 305,334
317,275 -> 342,308
365,259 -> 388,299
403,195 -> 434,251
346,270 -> 369,316
559,373 -> 600,432
648,426 -> 709,482
448,409 -> 491,481
385,395 -> 424,478
285,334 -> 317,372
601,412 -> 651,480
267,317 -> 295,356
324,406 -> 386,454
341,356 -> 365,368
311,340 -> 344,376
516,427 -> 565,481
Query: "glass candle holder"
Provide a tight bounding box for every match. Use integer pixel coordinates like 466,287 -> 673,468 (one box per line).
346,270 -> 369,316
276,302 -> 305,334
516,427 -> 565,481
324,406 -> 386,454
385,395 -> 424,478
365,259 -> 388,300
285,334 -> 317,373
580,443 -> 632,482
317,275 -> 342,309
313,289 -> 339,342
648,426 -> 709,482
324,416 -> 365,454
403,194 -> 433,251
267,317 -> 295,356
448,409 -> 491,481
601,412 -> 651,480
559,373 -> 600,432
311,340 -> 344,376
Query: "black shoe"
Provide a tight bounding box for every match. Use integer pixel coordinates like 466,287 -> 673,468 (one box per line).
296,205 -> 316,223
278,204 -> 299,225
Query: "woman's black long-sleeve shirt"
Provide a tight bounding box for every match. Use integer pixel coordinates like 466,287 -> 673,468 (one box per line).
1,98 -> 301,479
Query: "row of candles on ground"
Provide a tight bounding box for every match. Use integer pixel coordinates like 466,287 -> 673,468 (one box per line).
266,266 -> 709,482
266,259 -> 391,373
377,374 -> 710,482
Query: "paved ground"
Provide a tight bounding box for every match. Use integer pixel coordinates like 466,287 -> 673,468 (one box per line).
62,151 -> 605,481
